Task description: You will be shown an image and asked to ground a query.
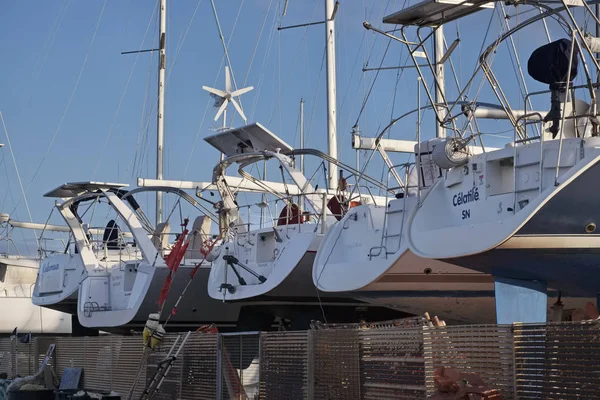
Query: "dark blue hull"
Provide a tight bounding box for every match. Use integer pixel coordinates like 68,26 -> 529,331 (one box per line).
448,159 -> 600,296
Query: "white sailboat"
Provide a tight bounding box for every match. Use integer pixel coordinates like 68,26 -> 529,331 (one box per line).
32,0 -> 244,331
379,0 -> 600,322
313,1 -> 598,324
205,123 -> 388,304
1,215 -> 72,334
32,182 -> 241,330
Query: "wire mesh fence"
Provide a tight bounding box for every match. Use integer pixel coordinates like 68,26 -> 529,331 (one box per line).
259,331 -> 310,400
423,324 -> 516,399
1,320 -> 600,399
513,320 -> 600,399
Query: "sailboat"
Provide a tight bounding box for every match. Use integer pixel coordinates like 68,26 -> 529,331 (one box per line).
311,8 -> 498,324
378,0 -> 600,322
131,0 -> 418,328
0,214 -> 72,334
204,122 -> 389,304
313,1 -> 599,324
32,182 -> 241,331
31,0 -> 245,332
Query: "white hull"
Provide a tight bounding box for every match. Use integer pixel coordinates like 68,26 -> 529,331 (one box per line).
313,202 -> 490,292
79,262 -> 241,328
0,297 -> 71,334
2,257 -> 72,334
312,201 -> 501,323
406,137 -> 600,297
408,137 -> 600,259
33,254 -> 84,307
208,225 -> 320,301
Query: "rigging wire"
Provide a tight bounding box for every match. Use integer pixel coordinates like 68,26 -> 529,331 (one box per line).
268,1 -> 325,127
0,153 -> 16,217
92,0 -> 160,178
304,46 -> 328,145
179,0 -> 248,181
242,0 -> 276,89
0,113 -> 38,250
12,0 -> 109,216
251,3 -> 281,120
12,0 -> 73,132
210,0 -> 245,112
352,35 -> 393,129
131,51 -> 157,179
167,0 -> 206,81
34,1 -> 73,84
345,0 -> 407,163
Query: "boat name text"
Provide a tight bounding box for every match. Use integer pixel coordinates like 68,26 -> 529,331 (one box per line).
452,187 -> 480,207
42,263 -> 60,273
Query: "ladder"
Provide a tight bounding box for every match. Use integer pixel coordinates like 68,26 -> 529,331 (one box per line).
140,332 -> 191,400
369,162 -> 410,259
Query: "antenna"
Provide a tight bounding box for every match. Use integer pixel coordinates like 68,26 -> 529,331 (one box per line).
203,66 -> 254,123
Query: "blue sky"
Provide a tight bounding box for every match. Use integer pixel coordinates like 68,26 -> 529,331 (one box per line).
0,0 -> 589,251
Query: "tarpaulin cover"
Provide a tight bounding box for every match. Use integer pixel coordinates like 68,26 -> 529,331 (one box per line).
528,38 -> 579,86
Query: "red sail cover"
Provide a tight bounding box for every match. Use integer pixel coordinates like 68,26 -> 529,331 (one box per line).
157,229 -> 189,309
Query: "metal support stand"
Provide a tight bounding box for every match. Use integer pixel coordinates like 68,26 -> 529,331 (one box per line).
495,277 -> 547,324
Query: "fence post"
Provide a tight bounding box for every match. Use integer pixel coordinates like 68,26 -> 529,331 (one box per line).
216,333 -> 222,400
257,332 -> 262,399
11,339 -> 15,378
307,330 -> 314,400
510,324 -> 518,399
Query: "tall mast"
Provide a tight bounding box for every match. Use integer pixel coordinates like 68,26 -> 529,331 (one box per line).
300,98 -> 305,174
156,0 -> 167,224
325,0 -> 338,190
597,5 -> 600,83
434,25 -> 446,138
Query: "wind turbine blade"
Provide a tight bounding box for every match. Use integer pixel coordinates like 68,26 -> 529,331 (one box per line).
225,66 -> 231,93
230,98 -> 247,122
202,86 -> 227,98
214,99 -> 229,121
231,86 -> 254,97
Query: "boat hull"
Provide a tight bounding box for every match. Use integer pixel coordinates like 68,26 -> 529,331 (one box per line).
1,258 -> 72,334
78,263 -> 242,330
408,139 -> 600,297
313,203 -> 488,292
354,291 -> 593,324
0,297 -> 72,334
208,225 -> 320,301
447,158 -> 600,295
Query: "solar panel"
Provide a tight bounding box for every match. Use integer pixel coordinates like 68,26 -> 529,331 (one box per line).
204,122 -> 293,157
44,181 -> 128,198
383,0 -> 494,27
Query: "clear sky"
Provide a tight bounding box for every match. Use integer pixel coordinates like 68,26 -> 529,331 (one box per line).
0,0 -> 587,251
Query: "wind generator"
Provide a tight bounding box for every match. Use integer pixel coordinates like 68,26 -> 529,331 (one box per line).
202,66 -> 254,126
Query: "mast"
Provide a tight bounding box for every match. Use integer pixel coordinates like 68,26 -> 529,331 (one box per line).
325,0 -> 338,190
156,0 -> 167,224
597,4 -> 600,83
434,25 -> 446,138
300,98 -> 305,174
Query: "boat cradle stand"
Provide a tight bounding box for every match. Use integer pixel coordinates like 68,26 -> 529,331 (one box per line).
495,277 -> 547,324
